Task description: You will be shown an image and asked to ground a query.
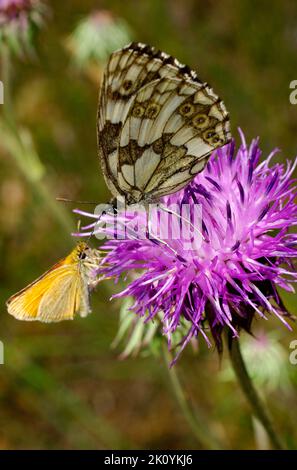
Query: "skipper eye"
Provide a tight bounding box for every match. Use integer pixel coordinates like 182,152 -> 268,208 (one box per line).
79,251 -> 87,260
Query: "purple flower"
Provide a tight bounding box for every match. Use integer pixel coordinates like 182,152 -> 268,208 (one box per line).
0,0 -> 45,55
78,132 -> 297,360
0,0 -> 35,26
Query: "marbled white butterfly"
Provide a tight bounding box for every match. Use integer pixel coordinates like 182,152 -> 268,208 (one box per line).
97,42 -> 231,205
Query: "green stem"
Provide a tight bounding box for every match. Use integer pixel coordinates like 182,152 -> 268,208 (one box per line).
162,344 -> 223,449
226,332 -> 285,450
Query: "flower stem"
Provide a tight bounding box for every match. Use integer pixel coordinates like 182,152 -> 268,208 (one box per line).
226,332 -> 285,450
162,344 -> 223,449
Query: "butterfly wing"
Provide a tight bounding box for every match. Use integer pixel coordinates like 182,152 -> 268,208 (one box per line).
36,267 -> 85,322
97,43 -> 231,203
103,77 -> 230,203
6,254 -> 91,322
98,42 -> 206,199
98,42 -> 197,133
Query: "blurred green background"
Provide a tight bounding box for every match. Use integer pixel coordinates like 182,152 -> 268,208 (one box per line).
0,0 -> 297,450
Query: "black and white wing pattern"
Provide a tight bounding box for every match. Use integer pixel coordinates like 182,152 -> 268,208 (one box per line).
97,42 -> 231,204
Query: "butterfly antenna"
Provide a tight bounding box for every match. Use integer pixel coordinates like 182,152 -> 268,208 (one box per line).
102,212 -> 184,261
57,197 -> 100,205
75,202 -> 187,264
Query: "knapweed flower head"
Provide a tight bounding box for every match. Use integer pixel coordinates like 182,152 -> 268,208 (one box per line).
0,0 -> 45,55
78,132 -> 297,361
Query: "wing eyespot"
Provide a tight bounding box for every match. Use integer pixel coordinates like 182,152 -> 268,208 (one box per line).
211,136 -> 223,145
203,130 -> 223,146
144,102 -> 161,119
203,130 -> 215,139
179,102 -> 195,117
132,104 -> 145,118
192,113 -> 210,130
